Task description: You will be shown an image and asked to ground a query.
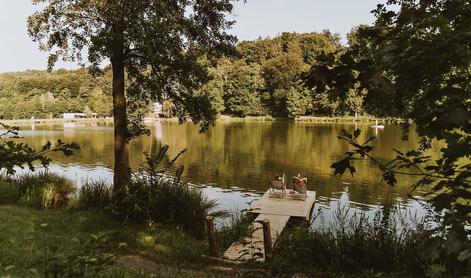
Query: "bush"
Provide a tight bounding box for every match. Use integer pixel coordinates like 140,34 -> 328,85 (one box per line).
0,172 -> 75,209
271,205 -> 429,276
76,180 -> 112,211
122,177 -> 217,239
110,145 -> 221,239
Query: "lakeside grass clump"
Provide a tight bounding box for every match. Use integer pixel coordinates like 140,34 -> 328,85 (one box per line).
271,205 -> 428,277
0,172 -> 74,209
119,176 -> 219,239
76,180 -> 113,211
74,177 -> 220,239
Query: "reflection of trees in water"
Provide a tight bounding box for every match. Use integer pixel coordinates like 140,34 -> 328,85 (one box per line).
16,121 -> 442,207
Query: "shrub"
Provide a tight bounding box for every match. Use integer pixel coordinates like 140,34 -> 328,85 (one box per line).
112,145 -> 221,239
0,172 -> 75,209
76,180 -> 112,211
122,177 -> 218,239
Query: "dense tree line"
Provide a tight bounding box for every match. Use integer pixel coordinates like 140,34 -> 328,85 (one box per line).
0,30 -> 389,120
0,28 -> 447,121
0,68 -> 113,119
199,31 -> 346,118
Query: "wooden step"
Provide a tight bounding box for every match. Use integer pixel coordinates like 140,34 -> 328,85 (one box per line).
222,213 -> 290,261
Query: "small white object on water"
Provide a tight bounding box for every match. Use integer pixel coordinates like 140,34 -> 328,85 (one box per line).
371,119 -> 385,129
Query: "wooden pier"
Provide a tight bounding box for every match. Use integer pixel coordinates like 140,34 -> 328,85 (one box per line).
222,190 -> 316,262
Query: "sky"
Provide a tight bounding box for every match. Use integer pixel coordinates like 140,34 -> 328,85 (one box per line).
0,0 -> 384,73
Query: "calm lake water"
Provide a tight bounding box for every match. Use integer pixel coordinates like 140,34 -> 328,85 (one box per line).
13,121 -> 439,223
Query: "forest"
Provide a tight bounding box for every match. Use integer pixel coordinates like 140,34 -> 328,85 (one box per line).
0,29 -> 386,120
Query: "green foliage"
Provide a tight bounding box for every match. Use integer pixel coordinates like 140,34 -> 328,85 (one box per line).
31,225 -> 115,277
0,31 -> 378,120
0,172 -> 75,209
328,0 -> 471,275
334,127 -> 471,275
150,225 -> 208,262
272,205 -> 428,276
286,85 -> 313,118
28,0 -> 239,131
345,82 -> 366,117
0,206 -> 147,277
203,31 -> 343,118
122,177 -> 218,239
304,26 -> 396,118
109,145 -> 220,239
0,123 -> 79,175
223,60 -> 266,117
0,69 -> 113,119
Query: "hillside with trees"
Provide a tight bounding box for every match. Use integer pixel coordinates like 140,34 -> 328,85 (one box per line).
0,68 -> 113,119
0,30 -> 390,120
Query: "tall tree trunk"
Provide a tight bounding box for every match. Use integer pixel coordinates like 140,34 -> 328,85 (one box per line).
111,21 -> 129,203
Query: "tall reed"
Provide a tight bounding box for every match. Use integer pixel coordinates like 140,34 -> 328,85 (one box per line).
271,204 -> 429,276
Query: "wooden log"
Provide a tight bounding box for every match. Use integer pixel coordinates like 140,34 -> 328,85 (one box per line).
206,216 -> 218,257
261,219 -> 272,261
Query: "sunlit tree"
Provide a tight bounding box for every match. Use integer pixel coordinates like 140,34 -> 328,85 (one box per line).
28,0 -> 239,203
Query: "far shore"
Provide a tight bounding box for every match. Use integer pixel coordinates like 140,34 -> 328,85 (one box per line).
1,115 -> 396,126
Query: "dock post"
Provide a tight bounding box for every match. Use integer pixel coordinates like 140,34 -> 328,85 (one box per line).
206,216 -> 218,257
261,219 -> 272,261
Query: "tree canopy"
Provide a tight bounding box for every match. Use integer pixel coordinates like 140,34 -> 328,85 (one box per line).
2,31 -> 361,120
327,0 -> 471,274
28,0 -> 240,198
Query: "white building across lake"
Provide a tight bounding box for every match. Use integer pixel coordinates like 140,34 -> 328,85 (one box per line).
63,113 -> 98,119
153,102 -> 163,115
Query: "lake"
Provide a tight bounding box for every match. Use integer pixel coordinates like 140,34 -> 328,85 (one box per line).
13,120 -> 438,223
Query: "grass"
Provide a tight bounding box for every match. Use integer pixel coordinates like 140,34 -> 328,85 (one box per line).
0,205 -> 214,277
0,172 -> 74,209
215,210 -> 254,255
0,171 -> 449,277
0,203 -> 431,277
77,177 -> 221,239
75,180 -> 112,211
270,205 -> 429,277
0,169 -> 222,239
0,171 -> 239,276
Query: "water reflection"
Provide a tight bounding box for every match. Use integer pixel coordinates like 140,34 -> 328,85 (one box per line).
11,121 -> 440,219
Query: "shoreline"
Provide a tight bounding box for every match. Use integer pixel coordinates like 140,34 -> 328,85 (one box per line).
1,117 -> 113,125
1,115 -> 396,125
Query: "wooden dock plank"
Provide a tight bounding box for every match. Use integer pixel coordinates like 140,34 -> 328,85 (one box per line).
249,190 -> 316,220
222,213 -> 290,261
